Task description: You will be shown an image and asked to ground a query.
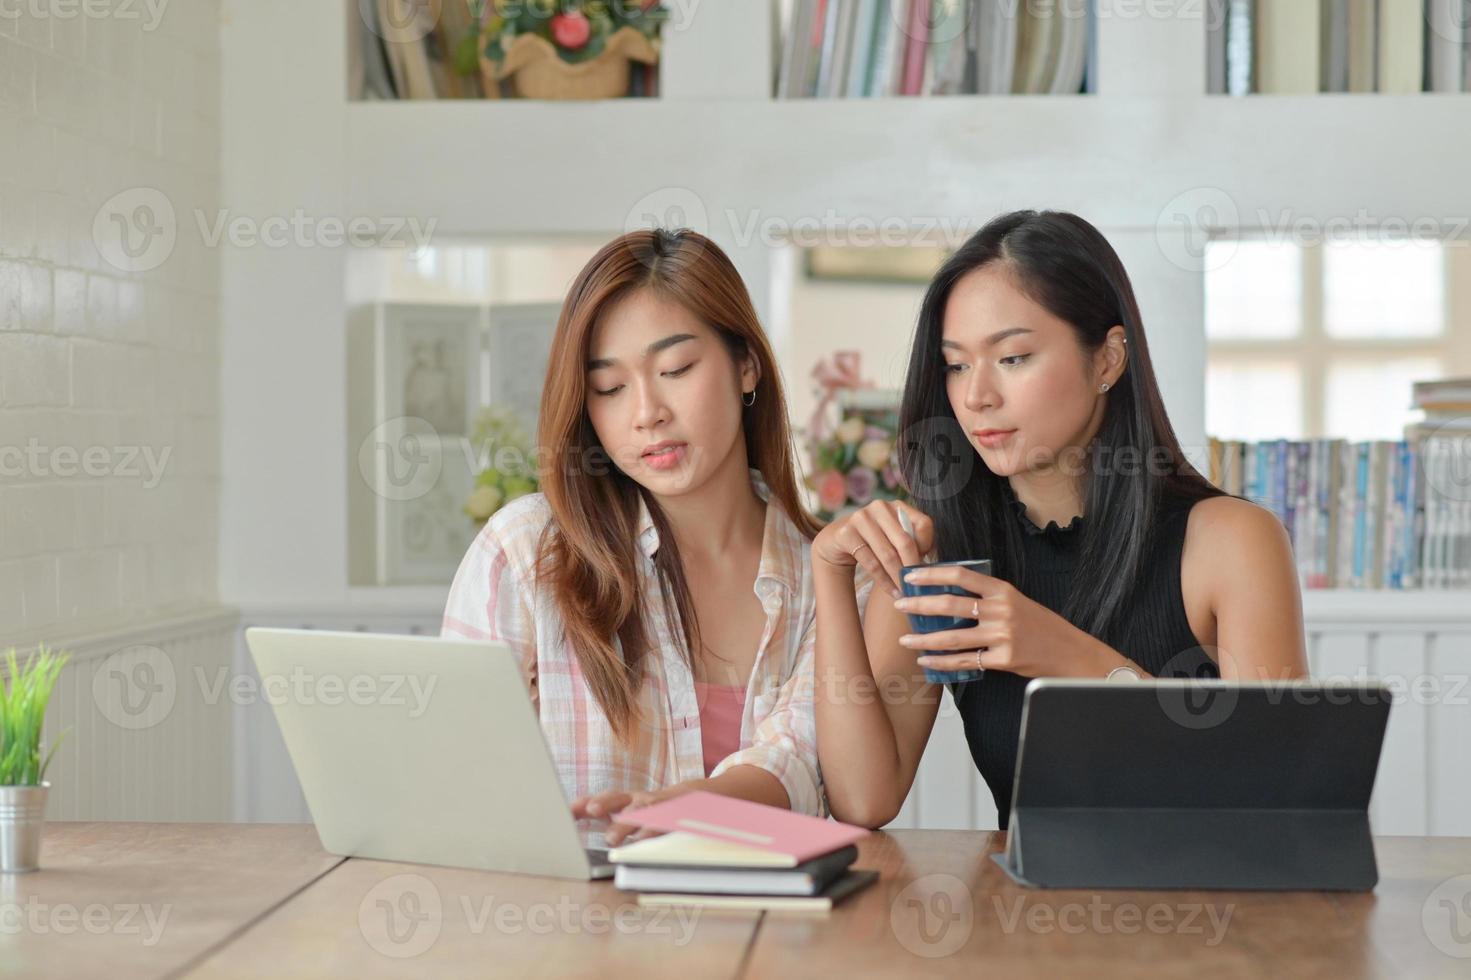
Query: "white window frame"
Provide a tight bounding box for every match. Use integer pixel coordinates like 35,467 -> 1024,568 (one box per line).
1207,241 -> 1458,439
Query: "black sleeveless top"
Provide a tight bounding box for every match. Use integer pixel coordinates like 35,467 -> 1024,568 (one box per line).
952,484 -> 1220,829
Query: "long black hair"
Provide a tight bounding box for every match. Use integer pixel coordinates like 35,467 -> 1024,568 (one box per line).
898,210 -> 1226,646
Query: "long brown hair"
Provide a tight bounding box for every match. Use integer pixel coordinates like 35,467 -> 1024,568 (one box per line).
535,228 -> 818,743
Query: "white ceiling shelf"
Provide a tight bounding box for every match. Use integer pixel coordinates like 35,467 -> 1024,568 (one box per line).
345,94 -> 1471,237
346,3 -> 1471,235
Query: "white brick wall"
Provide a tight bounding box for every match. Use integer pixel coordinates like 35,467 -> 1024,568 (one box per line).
0,1 -> 222,638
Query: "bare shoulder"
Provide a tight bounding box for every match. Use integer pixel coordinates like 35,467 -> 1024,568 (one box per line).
1182,494 -> 1296,593
1177,495 -> 1299,657
1185,494 -> 1288,542
1180,494 -> 1308,678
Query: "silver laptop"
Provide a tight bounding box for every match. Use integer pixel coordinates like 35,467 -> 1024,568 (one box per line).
244,627 -> 614,880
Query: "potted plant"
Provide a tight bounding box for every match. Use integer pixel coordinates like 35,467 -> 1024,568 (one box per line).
1,645 -> 68,873
463,405 -> 541,525
479,0 -> 667,100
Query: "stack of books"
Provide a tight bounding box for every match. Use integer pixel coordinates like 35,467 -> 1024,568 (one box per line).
777,0 -> 1094,98
1409,378 -> 1471,589
1410,377 -> 1471,437
1210,0 -> 1471,95
608,792 -> 879,912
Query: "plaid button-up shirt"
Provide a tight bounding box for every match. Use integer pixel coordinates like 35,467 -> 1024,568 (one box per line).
442,470 -> 872,839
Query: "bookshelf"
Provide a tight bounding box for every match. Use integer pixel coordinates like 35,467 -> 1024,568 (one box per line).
1208,0 -> 1471,96
346,6 -> 1471,232
218,2 -> 1471,622
353,2 -> 1471,101
339,3 -> 1471,596
1209,435 -> 1471,593
775,0 -> 1099,97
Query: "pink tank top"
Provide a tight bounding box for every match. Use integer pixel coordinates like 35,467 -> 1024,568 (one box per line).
693,680 -> 748,777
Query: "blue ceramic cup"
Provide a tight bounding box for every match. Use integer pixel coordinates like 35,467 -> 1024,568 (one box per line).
899,558 -> 992,685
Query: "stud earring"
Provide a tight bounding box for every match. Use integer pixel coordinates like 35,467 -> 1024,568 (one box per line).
1099,382 -> 1111,393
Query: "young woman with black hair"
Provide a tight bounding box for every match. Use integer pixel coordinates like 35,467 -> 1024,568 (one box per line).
811,210 -> 1309,829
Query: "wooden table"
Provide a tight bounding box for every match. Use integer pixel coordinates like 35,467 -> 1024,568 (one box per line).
0,823 -> 342,980
5,824 -> 1469,979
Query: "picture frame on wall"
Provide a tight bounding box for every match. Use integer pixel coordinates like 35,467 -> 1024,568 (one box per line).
355,303 -> 487,586
381,427 -> 477,586
347,300 -> 562,586
484,302 -> 561,437
384,305 -> 482,439
804,245 -> 952,285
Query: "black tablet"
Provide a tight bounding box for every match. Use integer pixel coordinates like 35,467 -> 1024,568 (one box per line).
993,678 -> 1392,891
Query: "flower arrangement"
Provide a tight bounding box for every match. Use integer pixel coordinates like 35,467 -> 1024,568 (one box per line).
0,645 -> 68,787
808,404 -> 907,520
803,352 -> 907,521
480,0 -> 668,66
463,405 -> 540,524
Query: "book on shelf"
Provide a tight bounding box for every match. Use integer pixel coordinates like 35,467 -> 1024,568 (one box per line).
349,0 -> 397,100
778,0 -> 1091,98
376,0 -> 438,100
1413,376 -> 1471,416
1216,0 -> 1258,95
1257,0 -> 1321,94
1209,0 -> 1469,94
1378,0 -> 1424,93
1208,433 -> 1470,591
1427,0 -> 1471,93
900,0 -> 930,96
1319,0 -> 1349,92
348,0 -> 472,100
846,0 -> 883,96
1346,0 -> 1379,92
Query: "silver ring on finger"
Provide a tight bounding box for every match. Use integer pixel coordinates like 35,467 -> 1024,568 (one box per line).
975,650 -> 982,671
971,598 -> 980,618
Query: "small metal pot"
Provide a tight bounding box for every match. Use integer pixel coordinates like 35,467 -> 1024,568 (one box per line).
0,783 -> 50,873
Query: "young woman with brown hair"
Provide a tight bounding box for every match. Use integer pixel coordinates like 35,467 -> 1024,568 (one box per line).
443,228 -> 839,846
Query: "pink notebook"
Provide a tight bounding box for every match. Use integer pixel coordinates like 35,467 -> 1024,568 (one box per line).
613,791 -> 870,865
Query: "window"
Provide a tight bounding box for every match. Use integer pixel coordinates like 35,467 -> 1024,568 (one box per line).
1206,240 -> 1302,340
1205,237 -> 1451,442
1323,240 -> 1444,339
1205,360 -> 1304,441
